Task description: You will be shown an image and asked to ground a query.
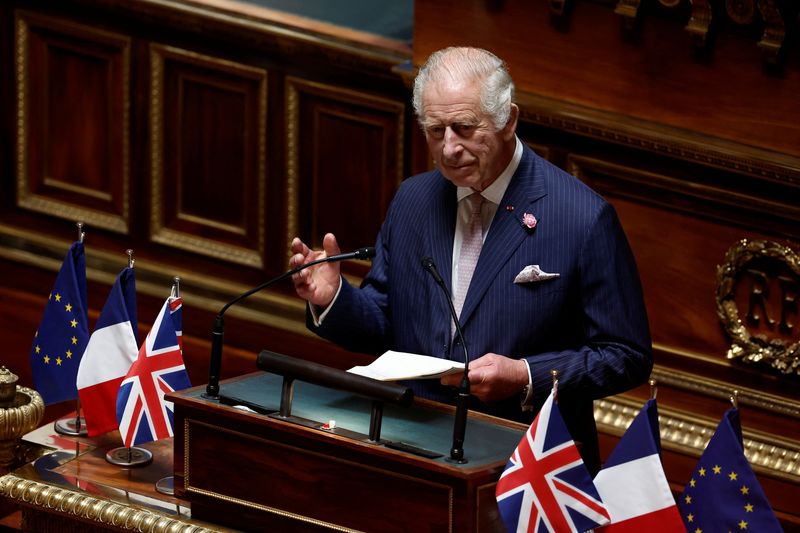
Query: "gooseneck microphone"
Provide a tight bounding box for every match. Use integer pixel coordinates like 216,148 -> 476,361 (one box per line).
204,246 -> 376,399
421,256 -> 470,463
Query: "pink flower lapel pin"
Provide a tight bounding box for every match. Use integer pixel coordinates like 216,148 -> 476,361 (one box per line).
521,212 -> 538,231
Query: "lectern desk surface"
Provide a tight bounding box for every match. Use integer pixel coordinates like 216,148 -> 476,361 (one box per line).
213,371 -> 525,468
170,372 -> 528,532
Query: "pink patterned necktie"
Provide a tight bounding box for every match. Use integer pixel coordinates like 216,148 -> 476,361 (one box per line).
454,193 -> 484,322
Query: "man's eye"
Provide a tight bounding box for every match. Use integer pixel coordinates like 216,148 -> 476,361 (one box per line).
453,124 -> 475,135
427,126 -> 445,138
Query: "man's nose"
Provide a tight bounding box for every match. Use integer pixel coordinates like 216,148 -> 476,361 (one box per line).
442,127 -> 462,158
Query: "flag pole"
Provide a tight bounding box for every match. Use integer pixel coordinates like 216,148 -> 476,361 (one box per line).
106,249 -> 153,467
156,277 -> 181,496
730,389 -> 739,408
649,378 -> 657,400
54,222 -> 89,437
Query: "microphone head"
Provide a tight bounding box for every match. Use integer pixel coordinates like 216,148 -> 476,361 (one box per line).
355,246 -> 376,260
421,256 -> 434,271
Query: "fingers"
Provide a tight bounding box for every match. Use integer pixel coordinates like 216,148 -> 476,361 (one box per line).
290,237 -> 308,255
289,238 -> 310,269
288,234 -> 341,308
441,368 -> 487,388
468,368 -> 489,386
442,354 -> 528,404
322,233 -> 341,257
290,234 -> 340,265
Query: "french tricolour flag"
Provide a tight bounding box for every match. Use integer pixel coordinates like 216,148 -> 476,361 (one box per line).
593,398 -> 685,532
76,267 -> 139,436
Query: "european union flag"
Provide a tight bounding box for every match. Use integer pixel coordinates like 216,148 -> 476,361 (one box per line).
29,241 -> 90,405
679,407 -> 782,532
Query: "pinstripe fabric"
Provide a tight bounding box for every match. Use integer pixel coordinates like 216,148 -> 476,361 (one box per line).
312,145 -> 652,469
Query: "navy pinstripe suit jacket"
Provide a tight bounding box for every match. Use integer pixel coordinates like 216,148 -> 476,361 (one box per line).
312,144 -> 652,469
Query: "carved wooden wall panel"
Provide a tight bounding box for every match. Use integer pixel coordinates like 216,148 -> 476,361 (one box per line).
150,44 -> 268,268
286,77 -> 405,274
15,10 -> 130,233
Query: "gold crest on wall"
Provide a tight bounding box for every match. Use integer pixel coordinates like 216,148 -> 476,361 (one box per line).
716,239 -> 800,375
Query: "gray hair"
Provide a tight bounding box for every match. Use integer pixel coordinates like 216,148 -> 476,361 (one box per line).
412,47 -> 515,131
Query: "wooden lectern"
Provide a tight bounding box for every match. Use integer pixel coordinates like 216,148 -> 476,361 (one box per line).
168,370 -> 527,532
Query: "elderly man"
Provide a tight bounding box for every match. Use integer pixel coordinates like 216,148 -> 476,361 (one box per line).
289,47 -> 652,472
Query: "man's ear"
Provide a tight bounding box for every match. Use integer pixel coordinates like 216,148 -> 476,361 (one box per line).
502,104 -> 519,141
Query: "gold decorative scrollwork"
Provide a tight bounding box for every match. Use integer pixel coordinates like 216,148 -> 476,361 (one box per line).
716,239 -> 800,375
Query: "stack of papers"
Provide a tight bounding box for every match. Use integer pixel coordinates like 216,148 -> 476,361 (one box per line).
347,350 -> 464,381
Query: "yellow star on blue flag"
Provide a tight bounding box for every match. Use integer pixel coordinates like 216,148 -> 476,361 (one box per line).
29,242 -> 90,405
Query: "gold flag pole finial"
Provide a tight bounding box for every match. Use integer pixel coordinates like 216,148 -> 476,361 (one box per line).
126,249 -> 135,269
76,221 -> 85,243
730,389 -> 740,409
551,369 -> 559,401
649,378 -> 657,400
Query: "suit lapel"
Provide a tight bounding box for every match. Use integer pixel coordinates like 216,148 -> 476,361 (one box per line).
427,175 -> 457,294
458,148 -> 547,327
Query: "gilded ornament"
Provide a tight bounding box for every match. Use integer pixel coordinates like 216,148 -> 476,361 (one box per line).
716,239 -> 800,375
0,368 -> 44,472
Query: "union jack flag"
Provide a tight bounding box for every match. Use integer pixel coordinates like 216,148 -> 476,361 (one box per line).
496,391 -> 610,532
116,296 -> 191,447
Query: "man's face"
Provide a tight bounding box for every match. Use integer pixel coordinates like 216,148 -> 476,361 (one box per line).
420,78 -> 512,191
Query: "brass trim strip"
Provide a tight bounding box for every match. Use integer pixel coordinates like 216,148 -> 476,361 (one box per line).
285,78 -> 300,259
476,481 -> 499,531
150,227 -> 264,269
183,418 -> 190,487
185,418 -> 454,532
188,485 -> 366,533
0,474 -> 216,532
650,357 -> 800,419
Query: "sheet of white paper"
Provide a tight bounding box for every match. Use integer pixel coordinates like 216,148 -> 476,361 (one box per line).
347,350 -> 464,381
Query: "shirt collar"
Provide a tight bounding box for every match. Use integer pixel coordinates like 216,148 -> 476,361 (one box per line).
456,136 -> 523,205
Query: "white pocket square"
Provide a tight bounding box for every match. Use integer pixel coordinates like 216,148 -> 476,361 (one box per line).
514,264 -> 560,284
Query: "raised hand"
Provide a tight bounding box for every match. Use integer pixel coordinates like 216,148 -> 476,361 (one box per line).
289,233 -> 342,309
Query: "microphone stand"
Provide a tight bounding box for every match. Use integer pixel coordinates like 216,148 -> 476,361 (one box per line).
203,246 -> 375,399
421,257 -> 470,463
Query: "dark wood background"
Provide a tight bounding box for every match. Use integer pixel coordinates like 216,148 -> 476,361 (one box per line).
1,0 -> 798,529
